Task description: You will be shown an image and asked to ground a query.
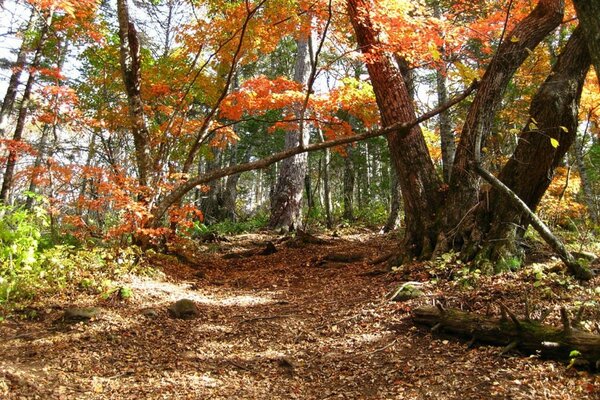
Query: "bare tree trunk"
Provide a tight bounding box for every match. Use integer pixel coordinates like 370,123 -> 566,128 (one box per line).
0,10 -> 35,139
574,125 -> 599,223
573,0 -> 600,83
269,37 -> 311,231
26,38 -> 69,209
383,167 -> 401,232
343,146 -> 355,221
433,2 -> 455,183
116,0 -> 152,188
318,129 -> 333,228
0,20 -> 49,203
24,127 -> 49,210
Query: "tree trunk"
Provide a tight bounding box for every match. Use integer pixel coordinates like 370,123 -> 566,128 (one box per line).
116,0 -> 152,188
383,166 -> 401,232
432,2 -> 455,183
472,27 -> 591,267
269,37 -> 311,231
0,20 -> 48,203
25,37 -> 69,210
318,130 -> 333,229
348,0 -> 442,258
573,0 -> 600,83
343,146 -> 355,221
0,10 -> 35,139
441,0 -> 565,252
574,128 -> 599,223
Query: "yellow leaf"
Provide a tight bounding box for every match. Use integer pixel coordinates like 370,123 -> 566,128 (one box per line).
529,121 -> 538,130
510,36 -> 520,43
428,42 -> 441,62
550,138 -> 559,148
560,126 -> 569,133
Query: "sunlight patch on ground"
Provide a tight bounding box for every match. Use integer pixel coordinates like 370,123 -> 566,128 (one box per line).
125,276 -> 275,307
346,332 -> 385,345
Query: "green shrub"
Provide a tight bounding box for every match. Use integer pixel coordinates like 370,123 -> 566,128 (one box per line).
0,204 -> 49,302
0,203 -> 153,307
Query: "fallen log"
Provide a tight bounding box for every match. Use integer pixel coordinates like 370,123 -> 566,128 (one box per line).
412,305 -> 600,368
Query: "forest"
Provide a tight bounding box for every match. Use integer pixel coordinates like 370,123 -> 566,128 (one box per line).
0,0 -> 599,398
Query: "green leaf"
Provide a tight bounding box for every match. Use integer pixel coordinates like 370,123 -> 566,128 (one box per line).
550,138 -> 559,148
569,350 -> 581,358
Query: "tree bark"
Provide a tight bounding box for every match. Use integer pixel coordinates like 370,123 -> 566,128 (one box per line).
343,146 -> 355,221
413,305 -> 600,367
269,37 -> 311,231
574,128 -> 599,223
383,166 -> 401,232
572,0 -> 600,83
347,0 -> 443,258
432,2 -> 455,183
0,20 -> 49,203
0,10 -> 35,139
473,27 -> 591,272
116,0 -> 152,188
441,0 -> 565,252
318,129 -> 333,229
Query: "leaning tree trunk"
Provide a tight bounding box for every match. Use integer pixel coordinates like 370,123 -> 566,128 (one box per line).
472,27 -> 591,267
348,0 -> 443,259
269,37 -> 311,232
440,0 -> 565,253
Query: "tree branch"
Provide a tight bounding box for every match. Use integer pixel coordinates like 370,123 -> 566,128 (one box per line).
151,80 -> 479,222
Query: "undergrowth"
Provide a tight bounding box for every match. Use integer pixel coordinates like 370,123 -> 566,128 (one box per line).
0,203 -> 154,311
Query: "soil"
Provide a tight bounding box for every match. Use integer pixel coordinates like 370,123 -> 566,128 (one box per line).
1,232 -> 599,399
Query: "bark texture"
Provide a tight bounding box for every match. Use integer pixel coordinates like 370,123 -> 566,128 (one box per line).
0,10 -> 35,139
269,38 -> 311,231
573,0 -> 600,83
474,27 -> 590,268
348,0 -> 443,258
413,305 -> 600,367
441,0 -> 565,251
0,20 -> 48,203
116,0 -> 152,188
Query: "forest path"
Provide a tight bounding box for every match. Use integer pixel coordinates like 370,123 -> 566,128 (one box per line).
0,232 -> 598,399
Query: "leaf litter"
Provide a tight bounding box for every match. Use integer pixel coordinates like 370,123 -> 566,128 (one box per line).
0,232 -> 598,399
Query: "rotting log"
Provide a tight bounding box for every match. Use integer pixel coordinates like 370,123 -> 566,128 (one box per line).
412,305 -> 600,368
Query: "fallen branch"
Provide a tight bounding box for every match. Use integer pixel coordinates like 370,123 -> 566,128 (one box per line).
412,305 -> 600,368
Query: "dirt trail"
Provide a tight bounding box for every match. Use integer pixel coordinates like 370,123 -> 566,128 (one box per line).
0,233 -> 598,399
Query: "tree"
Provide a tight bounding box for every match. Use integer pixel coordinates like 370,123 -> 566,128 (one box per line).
269,37 -> 312,231
347,0 -> 592,277
572,0 -> 600,83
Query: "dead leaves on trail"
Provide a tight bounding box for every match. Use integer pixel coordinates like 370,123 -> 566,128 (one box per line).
0,233 -> 599,399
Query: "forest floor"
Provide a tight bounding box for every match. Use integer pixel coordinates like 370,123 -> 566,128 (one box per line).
1,231 -> 599,399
